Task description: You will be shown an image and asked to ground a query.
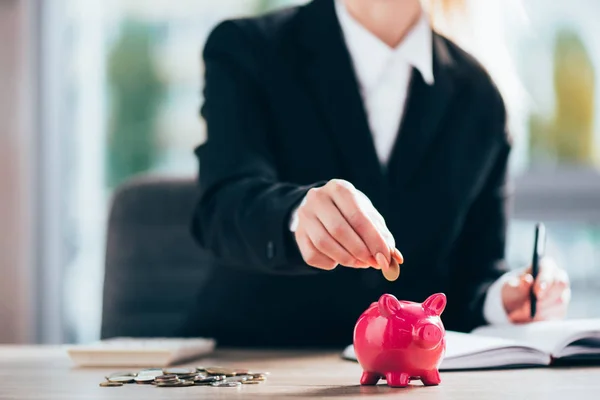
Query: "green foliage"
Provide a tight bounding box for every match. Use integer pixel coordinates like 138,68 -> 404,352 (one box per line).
528,28 -> 596,166
255,0 -> 287,13
106,19 -> 164,189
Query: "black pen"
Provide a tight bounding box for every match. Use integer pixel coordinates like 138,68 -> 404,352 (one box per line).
530,223 -> 546,319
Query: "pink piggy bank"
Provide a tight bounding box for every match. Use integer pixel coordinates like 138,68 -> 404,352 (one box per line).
353,293 -> 447,388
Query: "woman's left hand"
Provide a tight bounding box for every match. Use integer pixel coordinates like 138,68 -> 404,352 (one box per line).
501,257 -> 571,323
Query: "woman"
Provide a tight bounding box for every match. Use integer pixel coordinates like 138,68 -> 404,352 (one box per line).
189,0 -> 570,347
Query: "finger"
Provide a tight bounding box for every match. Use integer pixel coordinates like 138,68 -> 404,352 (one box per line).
537,286 -> 571,309
534,302 -> 568,321
328,184 -> 391,268
510,272 -> 534,296
303,213 -> 365,268
537,280 -> 569,304
508,300 -> 533,323
392,248 -> 404,264
296,230 -> 338,271
371,215 -> 395,250
540,268 -> 570,299
532,257 -> 561,298
314,197 -> 372,265
503,273 -> 534,317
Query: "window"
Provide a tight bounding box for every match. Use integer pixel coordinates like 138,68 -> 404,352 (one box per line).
56,0 -> 308,344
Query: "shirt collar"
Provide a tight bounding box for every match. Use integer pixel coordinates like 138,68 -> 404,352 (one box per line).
334,0 -> 435,91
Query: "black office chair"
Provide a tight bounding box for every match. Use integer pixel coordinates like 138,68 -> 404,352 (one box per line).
100,175 -> 212,339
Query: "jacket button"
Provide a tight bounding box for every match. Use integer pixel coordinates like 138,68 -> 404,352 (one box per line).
267,241 -> 275,259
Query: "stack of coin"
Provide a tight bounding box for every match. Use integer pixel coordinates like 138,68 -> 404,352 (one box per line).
154,374 -> 181,387
98,366 -> 270,388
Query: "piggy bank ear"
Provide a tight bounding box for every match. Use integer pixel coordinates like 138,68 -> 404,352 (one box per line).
378,294 -> 401,318
423,293 -> 446,316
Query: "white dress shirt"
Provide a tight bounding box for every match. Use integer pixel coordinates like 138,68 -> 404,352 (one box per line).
290,0 -> 514,326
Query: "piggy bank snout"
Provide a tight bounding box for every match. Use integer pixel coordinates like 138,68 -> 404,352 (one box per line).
414,323 -> 443,349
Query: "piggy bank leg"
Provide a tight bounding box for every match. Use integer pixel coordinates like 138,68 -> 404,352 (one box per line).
360,371 -> 381,385
420,369 -> 441,386
385,372 -> 410,388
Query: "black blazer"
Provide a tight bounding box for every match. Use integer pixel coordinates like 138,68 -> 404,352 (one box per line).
188,0 -> 512,348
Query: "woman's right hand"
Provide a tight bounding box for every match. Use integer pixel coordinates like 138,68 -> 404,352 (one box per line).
294,179 -> 403,271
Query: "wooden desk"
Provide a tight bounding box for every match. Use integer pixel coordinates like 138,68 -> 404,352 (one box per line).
1,346 -> 599,399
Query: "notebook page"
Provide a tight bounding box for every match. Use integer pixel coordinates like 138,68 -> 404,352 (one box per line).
443,331 -> 523,359
342,331 -> 548,369
471,319 -> 600,356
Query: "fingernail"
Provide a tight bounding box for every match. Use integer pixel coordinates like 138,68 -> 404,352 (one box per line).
522,274 -> 534,285
376,253 -> 388,270
539,282 -> 547,291
507,276 -> 521,288
393,248 -> 404,264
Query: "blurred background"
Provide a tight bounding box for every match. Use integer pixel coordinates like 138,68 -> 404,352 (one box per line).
1,0 -> 600,345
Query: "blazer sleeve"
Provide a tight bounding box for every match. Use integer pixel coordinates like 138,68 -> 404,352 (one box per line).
443,88 -> 513,333
190,21 -> 323,275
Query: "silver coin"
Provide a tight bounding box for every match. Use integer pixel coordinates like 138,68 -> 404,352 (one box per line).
106,371 -> 137,380
108,376 -> 135,383
137,369 -> 163,377
224,375 -> 249,383
211,381 -> 242,387
194,375 -> 222,385
134,376 -> 155,384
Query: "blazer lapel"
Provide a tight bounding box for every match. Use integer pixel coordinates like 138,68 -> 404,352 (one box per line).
295,0 -> 387,202
388,34 -> 463,187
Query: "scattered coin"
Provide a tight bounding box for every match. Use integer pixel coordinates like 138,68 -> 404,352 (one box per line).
99,381 -> 123,387
205,367 -> 236,376
108,376 -> 135,383
382,258 -> 400,282
99,366 -> 265,389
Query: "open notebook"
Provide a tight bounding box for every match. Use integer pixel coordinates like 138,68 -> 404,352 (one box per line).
342,318 -> 600,370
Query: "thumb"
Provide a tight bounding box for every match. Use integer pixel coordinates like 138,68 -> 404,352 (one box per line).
502,272 -> 534,314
